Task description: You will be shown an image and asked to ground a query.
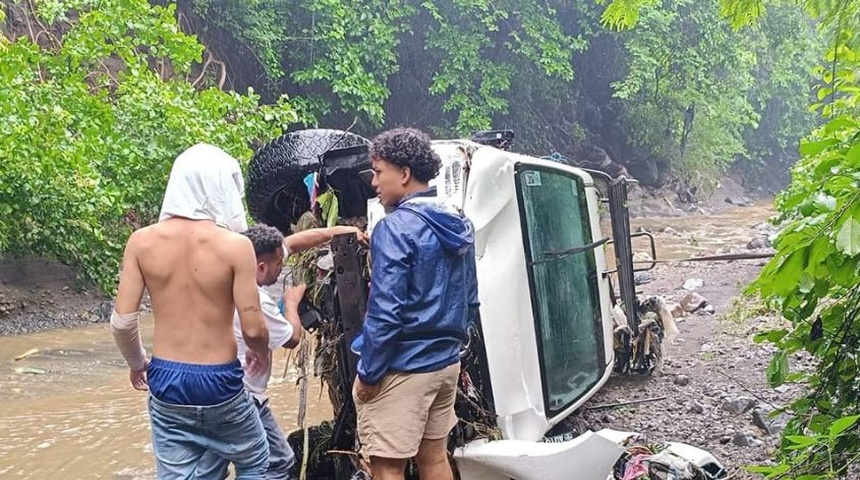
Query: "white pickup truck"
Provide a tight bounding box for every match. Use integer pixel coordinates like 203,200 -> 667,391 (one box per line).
246,129 -> 727,480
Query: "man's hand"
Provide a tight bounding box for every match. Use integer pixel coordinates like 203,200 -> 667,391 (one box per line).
284,283 -> 307,308
245,349 -> 269,377
130,359 -> 149,391
354,378 -> 380,403
286,225 -> 369,252
329,225 -> 369,245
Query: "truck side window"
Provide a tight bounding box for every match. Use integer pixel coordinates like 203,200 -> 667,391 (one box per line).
516,167 -> 605,417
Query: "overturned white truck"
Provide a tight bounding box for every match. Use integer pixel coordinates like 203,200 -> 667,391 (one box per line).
245,129 -> 727,480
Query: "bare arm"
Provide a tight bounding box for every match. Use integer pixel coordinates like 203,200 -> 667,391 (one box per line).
285,226 -> 367,253
232,237 -> 269,357
115,233 -> 146,315
281,284 -> 306,349
112,233 -> 148,388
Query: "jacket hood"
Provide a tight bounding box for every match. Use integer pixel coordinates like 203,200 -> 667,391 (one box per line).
398,187 -> 474,255
158,143 -> 248,232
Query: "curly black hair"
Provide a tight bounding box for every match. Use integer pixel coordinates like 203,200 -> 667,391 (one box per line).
370,128 -> 441,183
243,223 -> 284,259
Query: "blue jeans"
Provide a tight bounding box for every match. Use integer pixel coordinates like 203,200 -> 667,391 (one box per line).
196,398 -> 296,480
149,390 -> 269,479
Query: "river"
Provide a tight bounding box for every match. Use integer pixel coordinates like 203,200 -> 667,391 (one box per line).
0,200 -> 776,479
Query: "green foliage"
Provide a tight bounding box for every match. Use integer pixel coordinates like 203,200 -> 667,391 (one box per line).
743,1 -> 860,477
739,5 -> 821,187
611,0 -> 762,189
597,0 -> 659,29
289,0 -> 416,124
0,0 -> 298,293
599,0 -> 860,476
187,0 -> 583,134
423,0 -> 584,135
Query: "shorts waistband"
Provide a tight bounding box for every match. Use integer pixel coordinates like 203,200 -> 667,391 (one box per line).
149,389 -> 249,412
149,356 -> 242,373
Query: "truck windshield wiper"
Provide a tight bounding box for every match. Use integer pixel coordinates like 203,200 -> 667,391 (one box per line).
531,237 -> 610,265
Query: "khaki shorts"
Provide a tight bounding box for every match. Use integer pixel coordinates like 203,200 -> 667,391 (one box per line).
354,363 -> 460,459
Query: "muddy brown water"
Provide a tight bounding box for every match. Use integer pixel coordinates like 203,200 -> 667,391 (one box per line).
0,201 -> 775,478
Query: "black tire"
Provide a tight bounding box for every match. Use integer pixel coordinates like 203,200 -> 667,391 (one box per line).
247,129 -> 371,233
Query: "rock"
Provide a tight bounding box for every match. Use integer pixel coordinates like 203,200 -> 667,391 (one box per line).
634,272 -> 655,285
751,407 -> 772,434
722,397 -> 757,415
754,222 -> 777,234
725,196 -> 753,207
668,302 -> 685,318
680,292 -> 709,312
719,435 -> 731,444
633,251 -> 653,262
746,236 -> 770,250
687,402 -> 704,414
674,374 -> 691,386
89,301 -> 113,321
682,278 -> 704,291
660,226 -> 680,236
774,385 -> 790,394
732,432 -> 754,447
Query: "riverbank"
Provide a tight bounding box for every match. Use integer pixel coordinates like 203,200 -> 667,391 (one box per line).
0,192 -> 784,478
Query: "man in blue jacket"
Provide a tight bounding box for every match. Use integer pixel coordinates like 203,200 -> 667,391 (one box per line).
352,127 -> 478,480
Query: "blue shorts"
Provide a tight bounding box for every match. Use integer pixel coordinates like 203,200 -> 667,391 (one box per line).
147,357 -> 244,406
149,390 -> 269,479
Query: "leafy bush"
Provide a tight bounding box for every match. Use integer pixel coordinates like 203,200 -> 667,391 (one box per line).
0,0 -> 298,294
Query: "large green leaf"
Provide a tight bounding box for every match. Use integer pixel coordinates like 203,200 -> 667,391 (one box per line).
828,415 -> 860,438
835,218 -> 860,256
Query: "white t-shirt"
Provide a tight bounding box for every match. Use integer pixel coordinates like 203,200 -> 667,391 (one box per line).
234,285 -> 294,402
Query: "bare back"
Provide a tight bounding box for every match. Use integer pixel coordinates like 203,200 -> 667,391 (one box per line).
121,218 -> 262,365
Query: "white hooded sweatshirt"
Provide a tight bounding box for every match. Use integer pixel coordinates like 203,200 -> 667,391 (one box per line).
158,143 -> 249,232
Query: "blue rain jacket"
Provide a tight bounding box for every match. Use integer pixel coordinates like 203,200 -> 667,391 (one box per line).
352,187 -> 479,385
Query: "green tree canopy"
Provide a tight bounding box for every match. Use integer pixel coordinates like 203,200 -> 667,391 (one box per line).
0,0 -> 297,292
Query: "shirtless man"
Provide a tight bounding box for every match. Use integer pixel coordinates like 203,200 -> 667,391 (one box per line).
195,223 -> 364,480
111,144 -> 271,479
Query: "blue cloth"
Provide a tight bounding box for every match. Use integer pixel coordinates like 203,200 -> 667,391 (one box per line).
149,390 -> 269,479
196,399 -> 297,480
351,187 -> 479,385
148,357 -> 245,406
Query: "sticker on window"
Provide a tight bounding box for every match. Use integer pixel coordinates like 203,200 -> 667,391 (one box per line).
524,171 -> 542,186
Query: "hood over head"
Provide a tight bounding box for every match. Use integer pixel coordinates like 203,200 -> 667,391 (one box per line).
158,143 -> 248,232
398,187 -> 474,255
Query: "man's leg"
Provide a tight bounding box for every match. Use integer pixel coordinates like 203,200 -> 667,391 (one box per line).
149,396 -> 207,480
415,438 -> 453,480
194,451 -> 230,480
354,372 -> 435,479
256,401 -> 296,480
368,456 -> 408,480
200,392 -> 269,480
416,363 -> 460,480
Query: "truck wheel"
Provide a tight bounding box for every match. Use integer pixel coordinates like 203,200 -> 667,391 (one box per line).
247,129 -> 371,233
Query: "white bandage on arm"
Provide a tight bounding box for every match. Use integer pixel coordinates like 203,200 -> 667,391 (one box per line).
110,310 -> 147,371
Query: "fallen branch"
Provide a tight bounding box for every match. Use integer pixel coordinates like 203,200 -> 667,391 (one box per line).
584,396 -> 667,411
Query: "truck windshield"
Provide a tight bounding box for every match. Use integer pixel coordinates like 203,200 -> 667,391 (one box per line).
515,166 -> 605,417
